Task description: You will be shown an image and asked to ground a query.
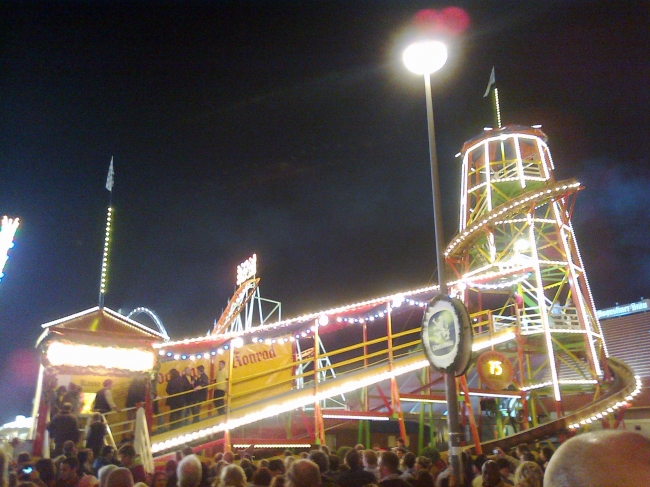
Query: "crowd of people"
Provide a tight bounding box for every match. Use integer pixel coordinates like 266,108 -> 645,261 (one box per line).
3,425 -> 649,487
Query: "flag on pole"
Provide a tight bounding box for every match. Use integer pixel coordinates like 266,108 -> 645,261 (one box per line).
105,157 -> 114,192
483,66 -> 496,98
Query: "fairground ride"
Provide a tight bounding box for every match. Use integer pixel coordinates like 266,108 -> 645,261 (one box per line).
32,126 -> 641,461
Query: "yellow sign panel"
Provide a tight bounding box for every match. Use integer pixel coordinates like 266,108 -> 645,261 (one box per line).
476,351 -> 514,390
230,340 -> 293,408
154,339 -> 293,413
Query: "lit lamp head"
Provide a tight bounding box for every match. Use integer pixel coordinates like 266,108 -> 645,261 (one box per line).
403,40 -> 448,75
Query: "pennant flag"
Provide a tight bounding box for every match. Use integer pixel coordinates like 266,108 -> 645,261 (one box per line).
483,66 -> 496,98
105,157 -> 114,192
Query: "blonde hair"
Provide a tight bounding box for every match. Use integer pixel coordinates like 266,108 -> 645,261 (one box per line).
220,465 -> 246,487
513,461 -> 543,487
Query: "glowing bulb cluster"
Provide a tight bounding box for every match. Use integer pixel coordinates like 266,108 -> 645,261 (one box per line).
154,285 -> 440,351
0,216 -> 20,283
47,341 -> 155,371
446,181 -> 581,257
99,207 -> 113,295
567,376 -> 642,430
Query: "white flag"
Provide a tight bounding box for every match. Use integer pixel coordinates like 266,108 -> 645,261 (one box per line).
483,66 -> 496,98
105,157 -> 114,192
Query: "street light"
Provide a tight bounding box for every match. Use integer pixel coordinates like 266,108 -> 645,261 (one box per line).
404,40 -> 464,482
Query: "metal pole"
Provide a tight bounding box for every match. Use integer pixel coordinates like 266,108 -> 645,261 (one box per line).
423,73 -> 464,482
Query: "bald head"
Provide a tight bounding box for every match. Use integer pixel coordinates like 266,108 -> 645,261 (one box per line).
545,430 -> 650,487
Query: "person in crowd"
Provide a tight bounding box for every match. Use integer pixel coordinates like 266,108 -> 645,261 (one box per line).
148,472 -> 166,487
180,369 -> 194,424
98,467 -> 118,487
86,415 -> 108,461
125,375 -> 148,421
286,461 -> 321,487
34,459 -> 56,487
395,440 -> 408,453
222,453 -> 234,466
252,468 -> 272,487
92,447 -> 116,477
55,458 -> 81,487
319,447 -> 330,456
213,361 -> 228,416
268,460 -> 285,478
117,446 -> 146,485
376,452 -> 409,487
93,381 -> 120,415
513,446 -> 529,463
361,452 -> 379,482
511,462 -> 541,487
165,370 -> 187,429
15,453 -> 32,471
544,430 -> 650,487
398,454 -> 415,481
495,459 -> 512,486
306,452 -> 337,487
536,448 -> 552,472
191,366 -> 209,423
283,458 -> 295,472
412,471 -> 434,487
63,384 -> 83,416
54,441 -> 78,467
325,456 -> 340,484
105,468 -> 133,487
77,451 -> 94,477
78,476 -> 99,487
269,476 -> 284,487
481,461 -> 506,487
50,387 -> 68,418
47,405 -> 80,457
163,462 -> 177,487
177,455 -> 201,487
467,455 -> 487,487
220,466 -> 246,487
337,449 -> 375,487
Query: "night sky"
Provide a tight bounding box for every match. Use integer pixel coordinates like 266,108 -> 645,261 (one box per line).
0,1 -> 647,423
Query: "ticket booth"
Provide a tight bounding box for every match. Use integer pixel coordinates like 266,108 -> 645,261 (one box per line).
32,306 -> 165,456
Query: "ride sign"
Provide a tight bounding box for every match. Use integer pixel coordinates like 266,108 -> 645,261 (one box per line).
421,295 -> 473,376
476,351 -> 514,390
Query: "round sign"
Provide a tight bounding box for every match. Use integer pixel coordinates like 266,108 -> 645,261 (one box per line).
476,351 -> 514,390
421,295 -> 473,376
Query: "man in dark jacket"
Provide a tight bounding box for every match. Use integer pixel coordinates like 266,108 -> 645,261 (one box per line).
93,380 -> 120,414
47,403 -> 80,456
338,449 -> 376,487
165,368 -> 187,428
191,365 -> 209,423
378,452 -> 411,487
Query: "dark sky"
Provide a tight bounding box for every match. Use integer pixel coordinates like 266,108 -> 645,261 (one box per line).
0,0 -> 648,423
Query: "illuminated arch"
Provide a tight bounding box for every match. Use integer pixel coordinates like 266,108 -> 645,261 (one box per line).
127,307 -> 170,341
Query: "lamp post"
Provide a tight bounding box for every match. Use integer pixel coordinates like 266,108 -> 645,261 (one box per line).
404,40 -> 464,481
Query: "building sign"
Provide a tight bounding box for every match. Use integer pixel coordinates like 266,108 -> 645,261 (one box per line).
421,295 -> 473,376
476,351 -> 514,390
237,254 -> 257,286
596,299 -> 650,319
